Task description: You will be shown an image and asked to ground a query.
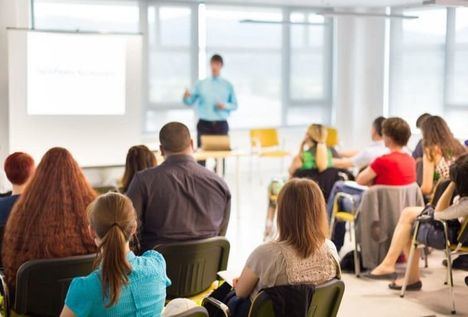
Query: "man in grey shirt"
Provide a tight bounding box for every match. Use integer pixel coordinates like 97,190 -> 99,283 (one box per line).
127,122 -> 231,251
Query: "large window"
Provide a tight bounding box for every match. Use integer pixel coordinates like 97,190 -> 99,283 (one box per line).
390,7 -> 468,135
205,6 -> 283,128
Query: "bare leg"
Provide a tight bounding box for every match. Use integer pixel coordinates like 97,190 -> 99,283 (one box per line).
393,241 -> 421,285
371,207 -> 423,275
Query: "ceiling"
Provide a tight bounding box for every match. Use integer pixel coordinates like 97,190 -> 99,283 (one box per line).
202,0 -> 425,8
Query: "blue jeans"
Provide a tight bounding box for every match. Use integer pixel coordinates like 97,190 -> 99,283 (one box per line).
226,294 -> 251,317
327,181 -> 365,251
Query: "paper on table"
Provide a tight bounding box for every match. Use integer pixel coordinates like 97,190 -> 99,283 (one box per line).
217,270 -> 239,286
343,180 -> 369,191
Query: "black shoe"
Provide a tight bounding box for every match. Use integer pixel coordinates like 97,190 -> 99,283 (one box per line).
363,272 -> 397,280
388,280 -> 422,291
442,255 -> 468,271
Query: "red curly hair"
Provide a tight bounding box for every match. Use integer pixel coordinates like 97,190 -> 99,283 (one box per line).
2,147 -> 97,288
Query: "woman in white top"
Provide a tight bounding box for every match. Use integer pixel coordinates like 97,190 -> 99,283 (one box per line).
231,179 -> 341,317
368,153 -> 468,290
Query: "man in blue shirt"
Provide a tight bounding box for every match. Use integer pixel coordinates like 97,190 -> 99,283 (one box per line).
183,54 -> 238,165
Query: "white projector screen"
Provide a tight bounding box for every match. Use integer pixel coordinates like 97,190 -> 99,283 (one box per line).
28,32 -> 126,115
7,30 -> 142,167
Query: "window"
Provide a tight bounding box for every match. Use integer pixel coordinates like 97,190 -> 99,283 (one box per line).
33,0 -> 139,33
147,5 -> 194,105
390,7 -> 468,135
205,6 -> 283,128
389,8 -> 447,128
287,12 -> 332,125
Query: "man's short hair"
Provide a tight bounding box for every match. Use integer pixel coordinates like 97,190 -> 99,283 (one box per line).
372,116 -> 386,137
210,54 -> 224,65
416,113 -> 431,129
382,117 -> 412,147
159,122 -> 192,153
4,152 -> 34,185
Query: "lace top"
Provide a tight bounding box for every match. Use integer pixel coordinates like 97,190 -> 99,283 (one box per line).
245,240 -> 340,300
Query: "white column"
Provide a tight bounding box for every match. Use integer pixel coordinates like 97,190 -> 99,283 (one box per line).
333,8 -> 387,151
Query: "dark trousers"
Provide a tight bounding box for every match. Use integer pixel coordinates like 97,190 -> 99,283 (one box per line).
197,119 -> 229,167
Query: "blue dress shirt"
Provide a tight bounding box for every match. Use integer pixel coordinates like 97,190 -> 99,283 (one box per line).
65,251 -> 171,317
183,76 -> 238,121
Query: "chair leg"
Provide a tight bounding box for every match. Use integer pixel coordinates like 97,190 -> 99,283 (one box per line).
424,247 -> 429,268
352,222 -> 361,278
443,223 -> 456,315
401,222 -> 419,298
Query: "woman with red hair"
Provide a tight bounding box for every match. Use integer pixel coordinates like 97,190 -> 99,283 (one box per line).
0,152 -> 35,226
2,147 -> 97,290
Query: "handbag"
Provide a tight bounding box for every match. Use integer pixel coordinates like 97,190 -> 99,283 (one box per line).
416,205 -> 460,250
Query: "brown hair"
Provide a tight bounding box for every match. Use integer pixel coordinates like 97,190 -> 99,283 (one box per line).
421,116 -> 466,162
88,192 -> 137,307
121,145 -> 157,192
277,178 -> 329,258
382,117 -> 411,147
159,122 -> 191,153
4,152 -> 35,185
2,147 -> 96,287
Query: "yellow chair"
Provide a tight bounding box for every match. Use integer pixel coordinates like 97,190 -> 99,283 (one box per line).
326,127 -> 339,148
249,128 -> 290,158
249,129 -> 290,179
401,218 -> 468,314
329,192 -> 361,277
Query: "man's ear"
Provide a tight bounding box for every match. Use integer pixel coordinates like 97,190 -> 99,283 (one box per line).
159,145 -> 165,157
190,139 -> 194,151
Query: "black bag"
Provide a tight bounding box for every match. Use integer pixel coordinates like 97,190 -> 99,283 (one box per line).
416,205 -> 460,250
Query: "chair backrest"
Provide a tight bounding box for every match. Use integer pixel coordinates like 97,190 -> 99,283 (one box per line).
309,279 -> 345,317
154,237 -> 230,298
326,127 -> 339,148
250,129 -> 280,148
248,279 -> 345,317
458,219 -> 468,245
14,254 -> 96,316
168,306 -> 209,317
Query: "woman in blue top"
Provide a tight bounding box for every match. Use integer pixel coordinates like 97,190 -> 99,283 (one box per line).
60,192 -> 171,317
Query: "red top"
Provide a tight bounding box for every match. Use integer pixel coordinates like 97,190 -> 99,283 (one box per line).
370,151 -> 416,185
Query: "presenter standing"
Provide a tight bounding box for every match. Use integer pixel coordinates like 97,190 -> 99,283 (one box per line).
183,54 -> 238,163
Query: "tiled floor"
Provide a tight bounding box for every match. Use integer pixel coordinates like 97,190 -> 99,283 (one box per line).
221,160 -> 468,317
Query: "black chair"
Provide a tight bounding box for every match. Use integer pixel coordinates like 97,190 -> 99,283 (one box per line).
203,279 -> 345,317
154,237 -> 230,299
1,254 -> 96,317
0,225 -> 4,269
0,191 -> 12,198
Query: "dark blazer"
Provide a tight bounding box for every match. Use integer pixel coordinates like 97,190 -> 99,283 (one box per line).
127,154 -> 231,251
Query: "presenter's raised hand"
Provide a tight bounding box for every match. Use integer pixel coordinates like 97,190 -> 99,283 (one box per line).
183,89 -> 191,99
216,102 -> 226,110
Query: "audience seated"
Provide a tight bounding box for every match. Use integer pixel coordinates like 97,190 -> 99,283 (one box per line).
0,152 -> 35,227
368,154 -> 468,289
227,179 -> 340,317
419,116 -> 466,196
120,145 -> 157,193
126,122 -> 231,252
356,117 -> 416,186
60,192 -> 171,317
1,147 -> 97,290
412,113 -> 431,161
333,116 -> 388,170
329,117 -> 417,251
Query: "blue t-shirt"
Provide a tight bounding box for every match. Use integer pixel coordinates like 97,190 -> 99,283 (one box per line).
65,251 -> 171,317
0,194 -> 19,227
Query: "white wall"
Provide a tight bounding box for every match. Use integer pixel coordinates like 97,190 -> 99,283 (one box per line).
0,0 -> 29,164
333,9 -> 387,151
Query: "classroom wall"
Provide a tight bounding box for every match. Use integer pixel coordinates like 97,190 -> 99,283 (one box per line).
0,0 -> 30,164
